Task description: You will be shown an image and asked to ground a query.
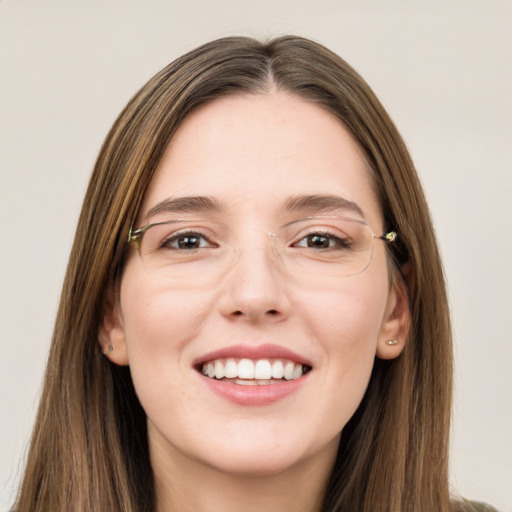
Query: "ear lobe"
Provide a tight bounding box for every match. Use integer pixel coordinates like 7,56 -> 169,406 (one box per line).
98,287 -> 130,366
376,273 -> 411,360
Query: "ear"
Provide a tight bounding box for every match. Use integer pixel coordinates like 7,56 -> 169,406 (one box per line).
98,286 -> 130,366
376,267 -> 412,360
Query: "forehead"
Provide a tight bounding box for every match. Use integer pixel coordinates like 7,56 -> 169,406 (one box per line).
141,92 -> 381,227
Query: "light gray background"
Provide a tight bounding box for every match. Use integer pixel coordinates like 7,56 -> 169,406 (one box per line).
1,1 -> 511,510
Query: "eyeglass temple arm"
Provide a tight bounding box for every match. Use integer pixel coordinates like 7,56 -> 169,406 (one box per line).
127,226 -> 145,248
378,231 -> 397,242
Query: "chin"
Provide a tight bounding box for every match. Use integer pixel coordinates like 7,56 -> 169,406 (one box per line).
201,447 -> 312,478
189,424 -> 341,479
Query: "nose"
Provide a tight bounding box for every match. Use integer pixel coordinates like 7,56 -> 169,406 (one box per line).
219,240 -> 291,323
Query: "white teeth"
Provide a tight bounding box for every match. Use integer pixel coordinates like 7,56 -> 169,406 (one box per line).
271,360 -> 284,379
292,363 -> 303,379
214,360 -> 225,379
254,359 -> 272,380
283,361 -> 295,380
200,357 -> 308,382
235,379 -> 257,386
225,358 -> 238,378
238,359 -> 255,379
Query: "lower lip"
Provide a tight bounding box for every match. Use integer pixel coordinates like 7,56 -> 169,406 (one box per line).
199,373 -> 309,406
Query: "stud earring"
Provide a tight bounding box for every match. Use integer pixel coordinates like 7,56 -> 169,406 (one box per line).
385,339 -> 399,346
103,344 -> 114,355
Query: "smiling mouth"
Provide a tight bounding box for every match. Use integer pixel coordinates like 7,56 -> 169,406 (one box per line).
197,358 -> 312,385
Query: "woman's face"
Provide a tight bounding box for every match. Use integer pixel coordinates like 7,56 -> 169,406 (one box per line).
102,92 -> 408,478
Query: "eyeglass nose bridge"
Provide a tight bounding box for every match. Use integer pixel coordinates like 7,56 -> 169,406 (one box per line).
223,230 -> 288,279
229,228 -> 288,266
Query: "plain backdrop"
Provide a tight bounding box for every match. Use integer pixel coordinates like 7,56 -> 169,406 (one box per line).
1,0 -> 511,510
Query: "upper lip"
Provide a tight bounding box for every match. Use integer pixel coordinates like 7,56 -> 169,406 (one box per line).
193,343 -> 313,367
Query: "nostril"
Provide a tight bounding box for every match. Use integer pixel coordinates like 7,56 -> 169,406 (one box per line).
228,309 -> 281,318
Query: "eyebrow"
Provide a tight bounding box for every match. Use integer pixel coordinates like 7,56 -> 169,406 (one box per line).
284,194 -> 365,219
144,193 -> 365,223
144,196 -> 225,220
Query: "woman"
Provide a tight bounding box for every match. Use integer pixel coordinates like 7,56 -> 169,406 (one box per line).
13,36 -> 496,512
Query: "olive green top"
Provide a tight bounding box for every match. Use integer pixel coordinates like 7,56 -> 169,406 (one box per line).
456,500 -> 500,512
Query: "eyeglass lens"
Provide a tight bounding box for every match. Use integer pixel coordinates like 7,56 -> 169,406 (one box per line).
133,216 -> 380,287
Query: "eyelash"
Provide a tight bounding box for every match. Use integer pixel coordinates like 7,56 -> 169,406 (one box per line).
161,231 -> 216,250
292,230 -> 351,250
157,228 -> 351,251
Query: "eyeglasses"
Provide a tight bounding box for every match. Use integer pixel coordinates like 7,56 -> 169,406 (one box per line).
127,215 -> 397,285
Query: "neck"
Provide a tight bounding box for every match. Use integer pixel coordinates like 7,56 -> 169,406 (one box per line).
150,428 -> 338,512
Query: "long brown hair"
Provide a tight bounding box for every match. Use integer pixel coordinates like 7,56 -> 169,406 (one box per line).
15,35 -> 460,512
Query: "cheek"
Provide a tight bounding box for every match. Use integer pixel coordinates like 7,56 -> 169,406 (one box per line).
281,279 -> 388,442
298,274 -> 388,351
120,258 -> 216,348
123,292 -> 197,349
118,271 -> 216,396
120,292 -> 219,442
299,276 -> 388,382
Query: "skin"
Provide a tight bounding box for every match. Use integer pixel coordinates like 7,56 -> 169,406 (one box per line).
100,92 -> 410,512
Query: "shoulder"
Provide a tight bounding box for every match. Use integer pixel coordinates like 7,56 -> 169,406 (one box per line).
470,503 -> 500,512
452,499 -> 501,512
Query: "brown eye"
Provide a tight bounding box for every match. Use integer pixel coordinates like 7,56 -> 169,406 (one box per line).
177,235 -> 202,249
162,232 -> 212,250
295,233 -> 349,250
307,234 -> 330,248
